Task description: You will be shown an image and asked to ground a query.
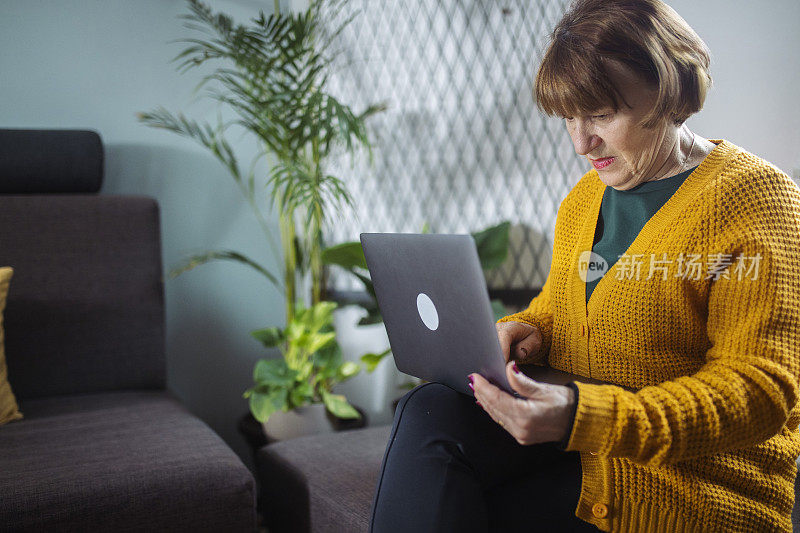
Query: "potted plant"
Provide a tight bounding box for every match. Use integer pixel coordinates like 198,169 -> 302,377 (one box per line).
138,0 -> 385,436
246,300 -> 361,439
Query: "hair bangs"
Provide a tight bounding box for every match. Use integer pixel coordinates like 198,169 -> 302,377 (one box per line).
535,38 -> 622,119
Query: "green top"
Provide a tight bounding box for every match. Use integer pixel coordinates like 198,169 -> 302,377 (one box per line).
586,166 -> 698,303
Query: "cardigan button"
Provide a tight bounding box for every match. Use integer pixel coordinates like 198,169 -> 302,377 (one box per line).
592,503 -> 609,518
589,451 -> 598,455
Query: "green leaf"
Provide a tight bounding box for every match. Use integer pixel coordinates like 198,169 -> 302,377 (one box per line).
288,381 -> 314,409
294,234 -> 306,274
320,389 -> 361,420
250,326 -> 284,347
337,361 -> 361,380
306,331 -> 337,354
249,388 -> 289,423
168,250 -> 282,292
312,341 -> 342,376
284,319 -> 306,343
253,358 -> 295,387
321,241 -> 368,270
357,308 -> 383,326
352,271 -> 377,300
307,301 -> 337,333
472,221 -> 511,270
294,360 -> 314,382
397,379 -> 420,391
291,332 -> 313,352
360,347 -> 391,372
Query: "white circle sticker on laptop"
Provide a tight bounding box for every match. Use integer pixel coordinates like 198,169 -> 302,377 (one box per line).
416,292 -> 439,331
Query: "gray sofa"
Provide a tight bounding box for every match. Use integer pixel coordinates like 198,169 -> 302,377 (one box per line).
0,129 -> 257,532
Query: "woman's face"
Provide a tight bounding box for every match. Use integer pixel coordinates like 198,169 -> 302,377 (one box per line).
563,60 -> 680,191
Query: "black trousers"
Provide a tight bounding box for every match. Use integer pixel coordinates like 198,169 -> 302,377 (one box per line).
369,382 -> 600,532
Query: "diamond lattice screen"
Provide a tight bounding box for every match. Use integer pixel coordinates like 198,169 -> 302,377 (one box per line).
320,0 -> 586,290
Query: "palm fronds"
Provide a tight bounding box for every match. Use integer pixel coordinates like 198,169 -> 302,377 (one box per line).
139,0 -> 384,322
169,250 -> 282,292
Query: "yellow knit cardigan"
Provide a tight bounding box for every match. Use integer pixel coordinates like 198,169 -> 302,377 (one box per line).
499,140 -> 800,532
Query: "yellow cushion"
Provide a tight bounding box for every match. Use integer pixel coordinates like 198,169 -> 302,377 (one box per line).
0,267 -> 23,425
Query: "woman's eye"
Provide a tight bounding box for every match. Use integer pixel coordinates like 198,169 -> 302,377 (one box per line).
592,114 -> 608,119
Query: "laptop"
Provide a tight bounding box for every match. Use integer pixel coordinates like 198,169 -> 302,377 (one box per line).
360,232 -> 599,397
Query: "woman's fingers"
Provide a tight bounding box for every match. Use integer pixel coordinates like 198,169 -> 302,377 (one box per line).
496,322 -> 541,363
470,373 -> 513,422
496,326 -> 515,363
515,328 -> 543,363
506,360 -> 545,398
470,371 -> 532,441
471,365 -> 575,445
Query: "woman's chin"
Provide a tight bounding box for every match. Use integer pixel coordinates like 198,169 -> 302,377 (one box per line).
597,171 -> 631,190
592,163 -> 640,190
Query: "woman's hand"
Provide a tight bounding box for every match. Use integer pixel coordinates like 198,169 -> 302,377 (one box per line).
496,321 -> 544,364
469,361 -> 575,445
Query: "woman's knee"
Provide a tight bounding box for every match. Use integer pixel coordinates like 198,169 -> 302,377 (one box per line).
397,381 -> 463,410
393,382 -> 477,430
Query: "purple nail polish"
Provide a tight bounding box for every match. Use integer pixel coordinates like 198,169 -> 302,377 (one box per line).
512,361 -> 520,374
476,400 -> 482,407
468,375 -> 474,385
468,383 -> 474,392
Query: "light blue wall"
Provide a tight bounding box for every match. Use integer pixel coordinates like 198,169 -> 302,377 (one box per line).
667,0 -> 800,179
0,0 -> 286,470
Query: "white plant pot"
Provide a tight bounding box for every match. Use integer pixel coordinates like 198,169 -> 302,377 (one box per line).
262,403 -> 336,441
333,305 -> 404,425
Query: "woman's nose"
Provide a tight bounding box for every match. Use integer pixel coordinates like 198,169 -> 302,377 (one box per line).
569,123 -> 601,155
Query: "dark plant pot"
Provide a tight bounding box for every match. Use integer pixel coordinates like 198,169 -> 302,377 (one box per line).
262,403 -> 336,441
238,404 -> 368,450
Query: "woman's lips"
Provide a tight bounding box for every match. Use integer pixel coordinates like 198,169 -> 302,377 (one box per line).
591,157 -> 615,170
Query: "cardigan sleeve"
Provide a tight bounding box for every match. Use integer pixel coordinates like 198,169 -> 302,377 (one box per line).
564,188 -> 800,467
496,272 -> 554,360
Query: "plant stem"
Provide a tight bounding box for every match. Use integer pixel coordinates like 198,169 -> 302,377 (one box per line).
310,137 -> 322,305
280,207 -> 297,324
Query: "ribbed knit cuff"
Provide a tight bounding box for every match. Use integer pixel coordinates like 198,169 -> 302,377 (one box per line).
556,382 -> 579,450
565,382 -> 614,453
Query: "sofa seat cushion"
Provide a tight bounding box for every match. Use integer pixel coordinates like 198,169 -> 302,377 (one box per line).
257,424 -> 391,533
1,390 -> 255,532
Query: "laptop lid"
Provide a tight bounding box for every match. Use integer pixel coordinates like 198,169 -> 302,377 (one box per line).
360,232 -> 512,396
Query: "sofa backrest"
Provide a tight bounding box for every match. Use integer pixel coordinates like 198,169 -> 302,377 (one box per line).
0,129 -> 166,399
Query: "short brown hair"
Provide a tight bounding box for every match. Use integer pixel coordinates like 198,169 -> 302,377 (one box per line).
535,0 -> 711,127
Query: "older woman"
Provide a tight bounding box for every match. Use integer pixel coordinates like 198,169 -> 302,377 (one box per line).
369,1 -> 800,532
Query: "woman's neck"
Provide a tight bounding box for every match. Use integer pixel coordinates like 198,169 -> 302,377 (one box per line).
648,127 -> 714,181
